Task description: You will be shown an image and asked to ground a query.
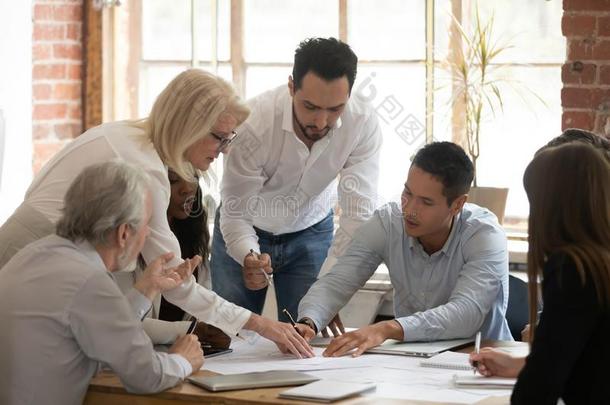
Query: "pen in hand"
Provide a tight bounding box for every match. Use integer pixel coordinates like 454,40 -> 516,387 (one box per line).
472,331 -> 481,374
282,308 -> 298,330
249,248 -> 273,286
187,318 -> 197,335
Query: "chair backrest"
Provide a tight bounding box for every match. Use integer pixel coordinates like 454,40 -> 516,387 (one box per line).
506,274 -> 530,341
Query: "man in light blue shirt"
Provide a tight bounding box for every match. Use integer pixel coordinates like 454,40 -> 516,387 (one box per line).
297,142 -> 513,357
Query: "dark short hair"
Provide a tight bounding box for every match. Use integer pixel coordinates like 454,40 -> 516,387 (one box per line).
542,128 -> 610,153
411,142 -> 474,205
292,37 -> 358,92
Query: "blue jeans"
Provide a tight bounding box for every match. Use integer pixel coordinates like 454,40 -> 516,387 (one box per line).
210,209 -> 334,323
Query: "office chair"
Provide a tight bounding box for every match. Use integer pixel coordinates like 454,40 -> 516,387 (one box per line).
506,274 -> 530,341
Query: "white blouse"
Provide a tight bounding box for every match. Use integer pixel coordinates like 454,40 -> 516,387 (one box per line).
24,121 -> 251,336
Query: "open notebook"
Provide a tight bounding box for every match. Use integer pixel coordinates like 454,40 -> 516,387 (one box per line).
420,351 -> 472,371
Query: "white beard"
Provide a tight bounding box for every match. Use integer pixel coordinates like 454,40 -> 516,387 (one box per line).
116,240 -> 139,273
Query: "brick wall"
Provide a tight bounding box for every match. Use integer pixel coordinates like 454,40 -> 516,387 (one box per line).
32,0 -> 83,173
562,0 -> 610,137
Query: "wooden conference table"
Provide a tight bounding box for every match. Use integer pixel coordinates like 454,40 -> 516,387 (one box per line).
84,341 -> 525,405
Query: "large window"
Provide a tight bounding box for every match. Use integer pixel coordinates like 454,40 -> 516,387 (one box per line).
108,0 -> 565,231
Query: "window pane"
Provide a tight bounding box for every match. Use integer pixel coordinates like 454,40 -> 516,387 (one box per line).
353,65 -> 427,203
432,66 -> 453,143
468,0 -> 565,63
348,0 -> 425,61
195,0 -> 231,62
434,0 -> 453,62
139,65 -> 189,117
476,66 -> 562,220
142,1 -> 191,61
244,0 -> 339,63
245,66 -> 292,99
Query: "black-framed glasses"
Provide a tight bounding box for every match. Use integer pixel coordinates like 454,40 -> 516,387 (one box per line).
209,130 -> 237,152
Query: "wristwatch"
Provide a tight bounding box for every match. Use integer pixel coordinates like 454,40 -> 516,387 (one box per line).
296,317 -> 318,334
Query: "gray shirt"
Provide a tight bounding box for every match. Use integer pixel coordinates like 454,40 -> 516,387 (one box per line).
299,203 -> 513,341
0,235 -> 191,405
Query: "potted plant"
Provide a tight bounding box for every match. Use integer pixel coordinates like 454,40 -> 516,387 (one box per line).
443,7 -> 542,223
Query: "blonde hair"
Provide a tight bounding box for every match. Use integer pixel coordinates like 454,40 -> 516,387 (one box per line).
524,143 -> 610,343
139,69 -> 249,181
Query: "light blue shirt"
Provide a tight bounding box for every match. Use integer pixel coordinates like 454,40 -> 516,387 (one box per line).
299,202 -> 513,341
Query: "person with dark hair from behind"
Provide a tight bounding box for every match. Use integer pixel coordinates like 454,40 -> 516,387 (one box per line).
211,37 -> 382,333
116,169 -> 229,349
296,141 -> 513,356
470,142 -> 610,404
520,128 -> 610,342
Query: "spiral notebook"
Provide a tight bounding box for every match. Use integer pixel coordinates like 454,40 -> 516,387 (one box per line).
419,351 -> 472,371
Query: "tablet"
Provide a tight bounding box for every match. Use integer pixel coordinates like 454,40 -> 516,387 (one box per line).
187,370 -> 319,392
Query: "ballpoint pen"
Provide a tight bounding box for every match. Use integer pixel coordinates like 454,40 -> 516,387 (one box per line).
282,308 -> 300,332
472,331 -> 481,374
250,248 -> 273,286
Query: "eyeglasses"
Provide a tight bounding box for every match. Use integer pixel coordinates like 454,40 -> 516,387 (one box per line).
209,130 -> 237,153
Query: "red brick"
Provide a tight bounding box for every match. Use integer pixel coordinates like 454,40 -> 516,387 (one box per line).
33,23 -> 65,41
562,14 -> 596,37
33,141 -> 69,175
54,4 -> 82,22
567,38 -> 595,60
66,23 -> 82,41
53,43 -> 82,60
54,123 -> 82,139
561,87 -> 597,109
53,83 -> 81,100
564,0 -> 610,12
67,103 -> 82,120
32,124 -> 52,141
33,4 -> 54,21
593,40 -> 610,59
66,64 -> 82,80
33,64 -> 66,80
33,83 -> 53,100
33,103 -> 68,120
562,111 -> 595,131
561,62 -> 596,85
600,16 -> 610,37
32,44 -> 52,60
600,65 -> 610,84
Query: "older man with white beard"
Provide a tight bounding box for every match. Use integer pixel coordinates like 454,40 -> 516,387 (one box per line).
0,161 -> 203,405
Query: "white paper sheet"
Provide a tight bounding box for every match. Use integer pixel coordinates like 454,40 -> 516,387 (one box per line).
201,337 -> 513,404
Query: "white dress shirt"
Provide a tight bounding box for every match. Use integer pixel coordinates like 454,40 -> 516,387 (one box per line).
220,85 -> 382,272
22,121 -> 251,336
0,235 -> 191,405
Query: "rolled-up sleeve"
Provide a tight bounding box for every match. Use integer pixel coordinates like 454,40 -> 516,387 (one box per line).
219,126 -> 268,265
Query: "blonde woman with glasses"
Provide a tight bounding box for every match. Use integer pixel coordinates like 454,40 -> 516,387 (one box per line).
0,69 -> 313,358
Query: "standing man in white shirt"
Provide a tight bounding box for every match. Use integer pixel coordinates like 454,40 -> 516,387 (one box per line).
0,161 -> 203,405
211,37 -> 382,325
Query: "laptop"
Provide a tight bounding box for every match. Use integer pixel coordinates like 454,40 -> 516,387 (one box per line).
365,338 -> 475,358
187,370 -> 319,392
